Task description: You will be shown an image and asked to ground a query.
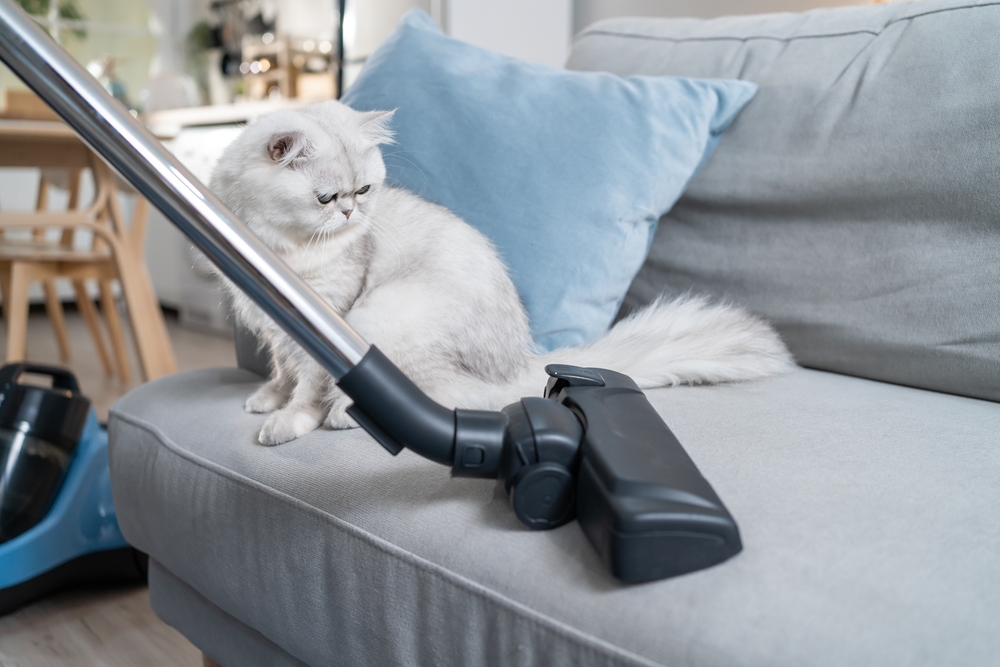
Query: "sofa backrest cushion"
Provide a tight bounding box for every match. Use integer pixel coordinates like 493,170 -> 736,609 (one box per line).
567,0 -> 1000,402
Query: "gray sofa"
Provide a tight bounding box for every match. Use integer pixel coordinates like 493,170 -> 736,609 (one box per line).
108,1 -> 1000,665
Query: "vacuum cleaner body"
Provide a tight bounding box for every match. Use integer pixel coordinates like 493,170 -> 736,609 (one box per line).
0,364 -> 144,616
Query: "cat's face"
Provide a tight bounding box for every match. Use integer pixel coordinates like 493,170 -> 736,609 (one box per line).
212,101 -> 394,251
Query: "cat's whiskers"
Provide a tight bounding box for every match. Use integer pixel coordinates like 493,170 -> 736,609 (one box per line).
360,209 -> 405,252
301,225 -> 324,257
358,220 -> 402,274
380,150 -> 429,186
297,224 -> 335,264
358,211 -> 407,274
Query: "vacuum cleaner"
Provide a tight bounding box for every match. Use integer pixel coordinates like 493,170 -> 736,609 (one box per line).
0,0 -> 741,584
0,363 -> 146,616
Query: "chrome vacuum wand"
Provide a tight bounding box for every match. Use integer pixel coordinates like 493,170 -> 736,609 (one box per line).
0,0 -> 742,582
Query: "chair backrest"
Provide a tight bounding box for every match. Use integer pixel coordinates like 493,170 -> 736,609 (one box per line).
28,168 -> 83,247
568,0 -> 1000,402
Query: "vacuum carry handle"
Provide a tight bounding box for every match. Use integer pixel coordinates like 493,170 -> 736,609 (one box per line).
0,363 -> 81,394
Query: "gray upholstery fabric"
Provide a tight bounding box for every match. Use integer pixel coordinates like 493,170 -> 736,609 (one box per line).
109,368 -> 1000,667
567,0 -> 1000,402
233,320 -> 269,378
149,559 -> 308,667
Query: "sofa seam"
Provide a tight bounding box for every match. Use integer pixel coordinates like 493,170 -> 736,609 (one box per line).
577,27 -> 878,45
573,2 -> 1000,47
110,409 -> 664,667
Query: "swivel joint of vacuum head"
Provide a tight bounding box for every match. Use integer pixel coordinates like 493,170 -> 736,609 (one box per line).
496,398 -> 582,529
453,397 -> 583,530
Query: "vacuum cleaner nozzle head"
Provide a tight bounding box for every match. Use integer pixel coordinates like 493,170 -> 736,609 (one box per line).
339,347 -> 742,583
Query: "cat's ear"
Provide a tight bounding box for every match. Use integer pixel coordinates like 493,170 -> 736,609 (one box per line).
267,131 -> 313,167
359,110 -> 396,145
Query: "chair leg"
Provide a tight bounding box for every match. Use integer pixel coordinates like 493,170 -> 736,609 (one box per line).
43,279 -> 72,362
110,248 -> 176,381
73,280 -> 114,376
99,280 -> 130,383
0,261 -> 10,322
101,166 -> 176,380
5,263 -> 31,363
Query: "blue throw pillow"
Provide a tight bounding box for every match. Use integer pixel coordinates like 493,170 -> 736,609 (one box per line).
342,9 -> 756,352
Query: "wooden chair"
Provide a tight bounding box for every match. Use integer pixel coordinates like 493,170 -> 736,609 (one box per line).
0,119 -> 176,382
0,166 -> 134,381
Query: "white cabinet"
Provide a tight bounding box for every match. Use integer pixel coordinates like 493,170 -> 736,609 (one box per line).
145,123 -> 244,333
144,102 -> 305,334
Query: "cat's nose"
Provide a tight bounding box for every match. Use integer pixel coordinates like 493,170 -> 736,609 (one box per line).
343,208 -> 353,219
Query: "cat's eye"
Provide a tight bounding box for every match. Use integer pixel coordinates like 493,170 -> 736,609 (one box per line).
356,185 -> 370,195
317,192 -> 337,205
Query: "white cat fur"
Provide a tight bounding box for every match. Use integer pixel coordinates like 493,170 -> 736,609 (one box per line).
210,100 -> 794,445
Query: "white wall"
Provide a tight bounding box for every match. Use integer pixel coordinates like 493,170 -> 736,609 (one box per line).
446,0 -> 573,68
573,0 -> 868,34
346,0 -> 852,72
349,0 -> 430,55
279,0 -> 338,41
341,0 -> 430,88
341,0 -> 573,87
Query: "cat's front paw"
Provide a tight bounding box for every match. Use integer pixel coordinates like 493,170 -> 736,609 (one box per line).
258,406 -> 322,445
324,399 -> 359,430
245,383 -> 288,414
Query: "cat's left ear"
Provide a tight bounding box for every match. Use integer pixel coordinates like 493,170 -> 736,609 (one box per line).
267,131 -> 314,167
359,110 -> 396,145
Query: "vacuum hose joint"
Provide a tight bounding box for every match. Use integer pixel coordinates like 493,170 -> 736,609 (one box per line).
338,346 -> 455,465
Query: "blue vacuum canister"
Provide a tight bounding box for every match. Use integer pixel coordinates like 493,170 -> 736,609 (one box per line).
0,363 -> 146,616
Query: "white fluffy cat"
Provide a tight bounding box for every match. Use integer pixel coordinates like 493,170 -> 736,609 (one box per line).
211,100 -> 793,446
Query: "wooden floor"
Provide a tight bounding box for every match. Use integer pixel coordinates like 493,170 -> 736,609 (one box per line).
0,587 -> 200,667
0,309 -> 236,666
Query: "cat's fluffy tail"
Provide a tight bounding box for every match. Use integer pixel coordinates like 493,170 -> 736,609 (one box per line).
497,295 -> 795,402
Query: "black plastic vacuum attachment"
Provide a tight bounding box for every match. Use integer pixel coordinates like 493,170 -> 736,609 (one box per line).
0,363 -> 91,544
339,349 -> 742,583
546,366 -> 743,582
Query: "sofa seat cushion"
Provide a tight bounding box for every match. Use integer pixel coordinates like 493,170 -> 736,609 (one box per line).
108,368 -> 1000,667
